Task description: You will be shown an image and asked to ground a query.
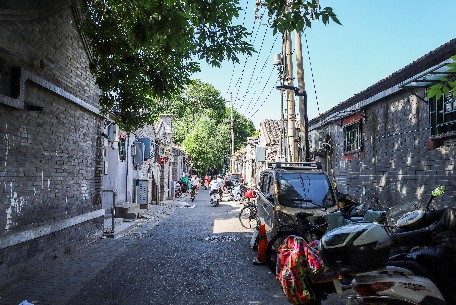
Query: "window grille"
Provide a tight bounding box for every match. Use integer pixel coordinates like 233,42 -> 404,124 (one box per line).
429,92 -> 456,137
343,121 -> 362,153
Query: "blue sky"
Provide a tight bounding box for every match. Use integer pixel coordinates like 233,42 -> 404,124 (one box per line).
193,0 -> 456,128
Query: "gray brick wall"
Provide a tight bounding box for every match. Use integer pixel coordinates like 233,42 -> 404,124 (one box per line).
311,89 -> 456,209
0,5 -> 103,287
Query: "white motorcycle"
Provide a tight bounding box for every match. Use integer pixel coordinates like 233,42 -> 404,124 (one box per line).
319,185 -> 450,305
209,188 -> 221,207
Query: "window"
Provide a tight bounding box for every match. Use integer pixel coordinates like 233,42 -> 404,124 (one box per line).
429,92 -> 456,137
343,121 -> 362,153
267,174 -> 275,196
277,173 -> 335,208
261,174 -> 270,194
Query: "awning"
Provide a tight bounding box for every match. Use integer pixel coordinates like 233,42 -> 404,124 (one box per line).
400,60 -> 456,88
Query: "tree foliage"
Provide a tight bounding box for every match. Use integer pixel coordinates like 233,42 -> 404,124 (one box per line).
80,0 -> 339,132
228,107 -> 257,151
183,115 -> 230,176
81,0 -> 254,131
265,0 -> 341,34
427,56 -> 456,100
168,80 -> 256,175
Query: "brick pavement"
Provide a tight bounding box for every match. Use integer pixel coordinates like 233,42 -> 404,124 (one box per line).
0,201 -> 178,305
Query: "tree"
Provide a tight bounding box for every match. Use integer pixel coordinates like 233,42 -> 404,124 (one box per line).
183,115 -> 230,176
168,79 -> 227,145
81,0 -> 254,131
228,107 -> 257,151
81,1 -> 339,131
167,80 -> 257,175
427,56 -> 456,100
265,0 -> 341,34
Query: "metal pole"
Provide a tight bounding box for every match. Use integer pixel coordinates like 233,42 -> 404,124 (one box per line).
279,33 -> 285,162
295,31 -> 310,161
102,190 -> 116,237
228,97 -> 235,173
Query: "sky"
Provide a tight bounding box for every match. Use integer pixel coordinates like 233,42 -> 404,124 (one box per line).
192,0 -> 456,129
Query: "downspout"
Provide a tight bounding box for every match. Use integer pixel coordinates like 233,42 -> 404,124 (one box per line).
126,135 -> 129,203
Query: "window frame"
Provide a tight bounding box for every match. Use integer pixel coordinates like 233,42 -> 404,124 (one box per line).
429,91 -> 456,137
343,120 -> 363,154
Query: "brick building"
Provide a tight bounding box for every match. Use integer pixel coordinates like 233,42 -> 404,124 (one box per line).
0,1 -> 104,287
309,39 -> 456,208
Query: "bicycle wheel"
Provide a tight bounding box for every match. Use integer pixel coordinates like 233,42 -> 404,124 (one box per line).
239,206 -> 258,229
265,231 -> 301,274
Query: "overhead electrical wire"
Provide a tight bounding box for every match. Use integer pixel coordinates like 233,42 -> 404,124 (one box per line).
230,17 -> 267,106
242,34 -> 280,112
247,66 -> 276,116
237,28 -> 272,111
250,87 -> 275,118
304,31 -> 320,115
226,0 -> 260,104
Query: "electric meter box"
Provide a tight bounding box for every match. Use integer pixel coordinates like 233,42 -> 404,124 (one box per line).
136,179 -> 149,205
255,147 -> 266,162
107,124 -> 119,142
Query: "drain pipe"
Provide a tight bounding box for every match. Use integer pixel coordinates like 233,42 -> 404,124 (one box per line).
102,190 -> 116,237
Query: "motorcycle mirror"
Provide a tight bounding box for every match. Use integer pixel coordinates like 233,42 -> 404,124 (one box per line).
431,185 -> 445,198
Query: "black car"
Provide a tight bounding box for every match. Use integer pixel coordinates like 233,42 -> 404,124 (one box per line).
256,162 -> 338,241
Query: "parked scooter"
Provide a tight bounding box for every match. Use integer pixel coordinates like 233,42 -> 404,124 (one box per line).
319,185 -> 452,305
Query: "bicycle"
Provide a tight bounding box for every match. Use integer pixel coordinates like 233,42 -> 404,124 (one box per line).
238,201 -> 259,229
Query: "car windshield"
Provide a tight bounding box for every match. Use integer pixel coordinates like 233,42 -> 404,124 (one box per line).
277,172 -> 335,208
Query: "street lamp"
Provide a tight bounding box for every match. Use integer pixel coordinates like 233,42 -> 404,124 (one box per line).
275,85 -> 306,96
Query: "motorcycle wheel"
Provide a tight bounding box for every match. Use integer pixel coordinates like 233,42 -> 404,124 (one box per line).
265,231 -> 301,275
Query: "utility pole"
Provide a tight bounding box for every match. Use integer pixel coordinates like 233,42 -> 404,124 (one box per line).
230,100 -> 234,173
228,96 -> 235,173
295,31 -> 310,161
285,30 -> 297,162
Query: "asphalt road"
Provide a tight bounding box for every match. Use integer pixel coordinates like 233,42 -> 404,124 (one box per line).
67,190 -> 347,305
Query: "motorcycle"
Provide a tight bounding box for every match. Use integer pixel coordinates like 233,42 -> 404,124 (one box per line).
174,182 -> 183,198
210,188 -> 221,207
319,185 -> 451,305
190,185 -> 196,202
229,182 -> 244,201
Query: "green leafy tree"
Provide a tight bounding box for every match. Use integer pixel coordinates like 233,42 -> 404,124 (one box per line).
427,56 -> 456,100
168,79 -> 227,145
167,80 -> 256,175
227,107 -> 257,150
81,1 -> 339,131
265,0 -> 341,34
81,0 -> 254,131
183,115 -> 230,176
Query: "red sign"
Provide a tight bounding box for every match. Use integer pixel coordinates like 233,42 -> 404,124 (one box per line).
159,157 -> 169,164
